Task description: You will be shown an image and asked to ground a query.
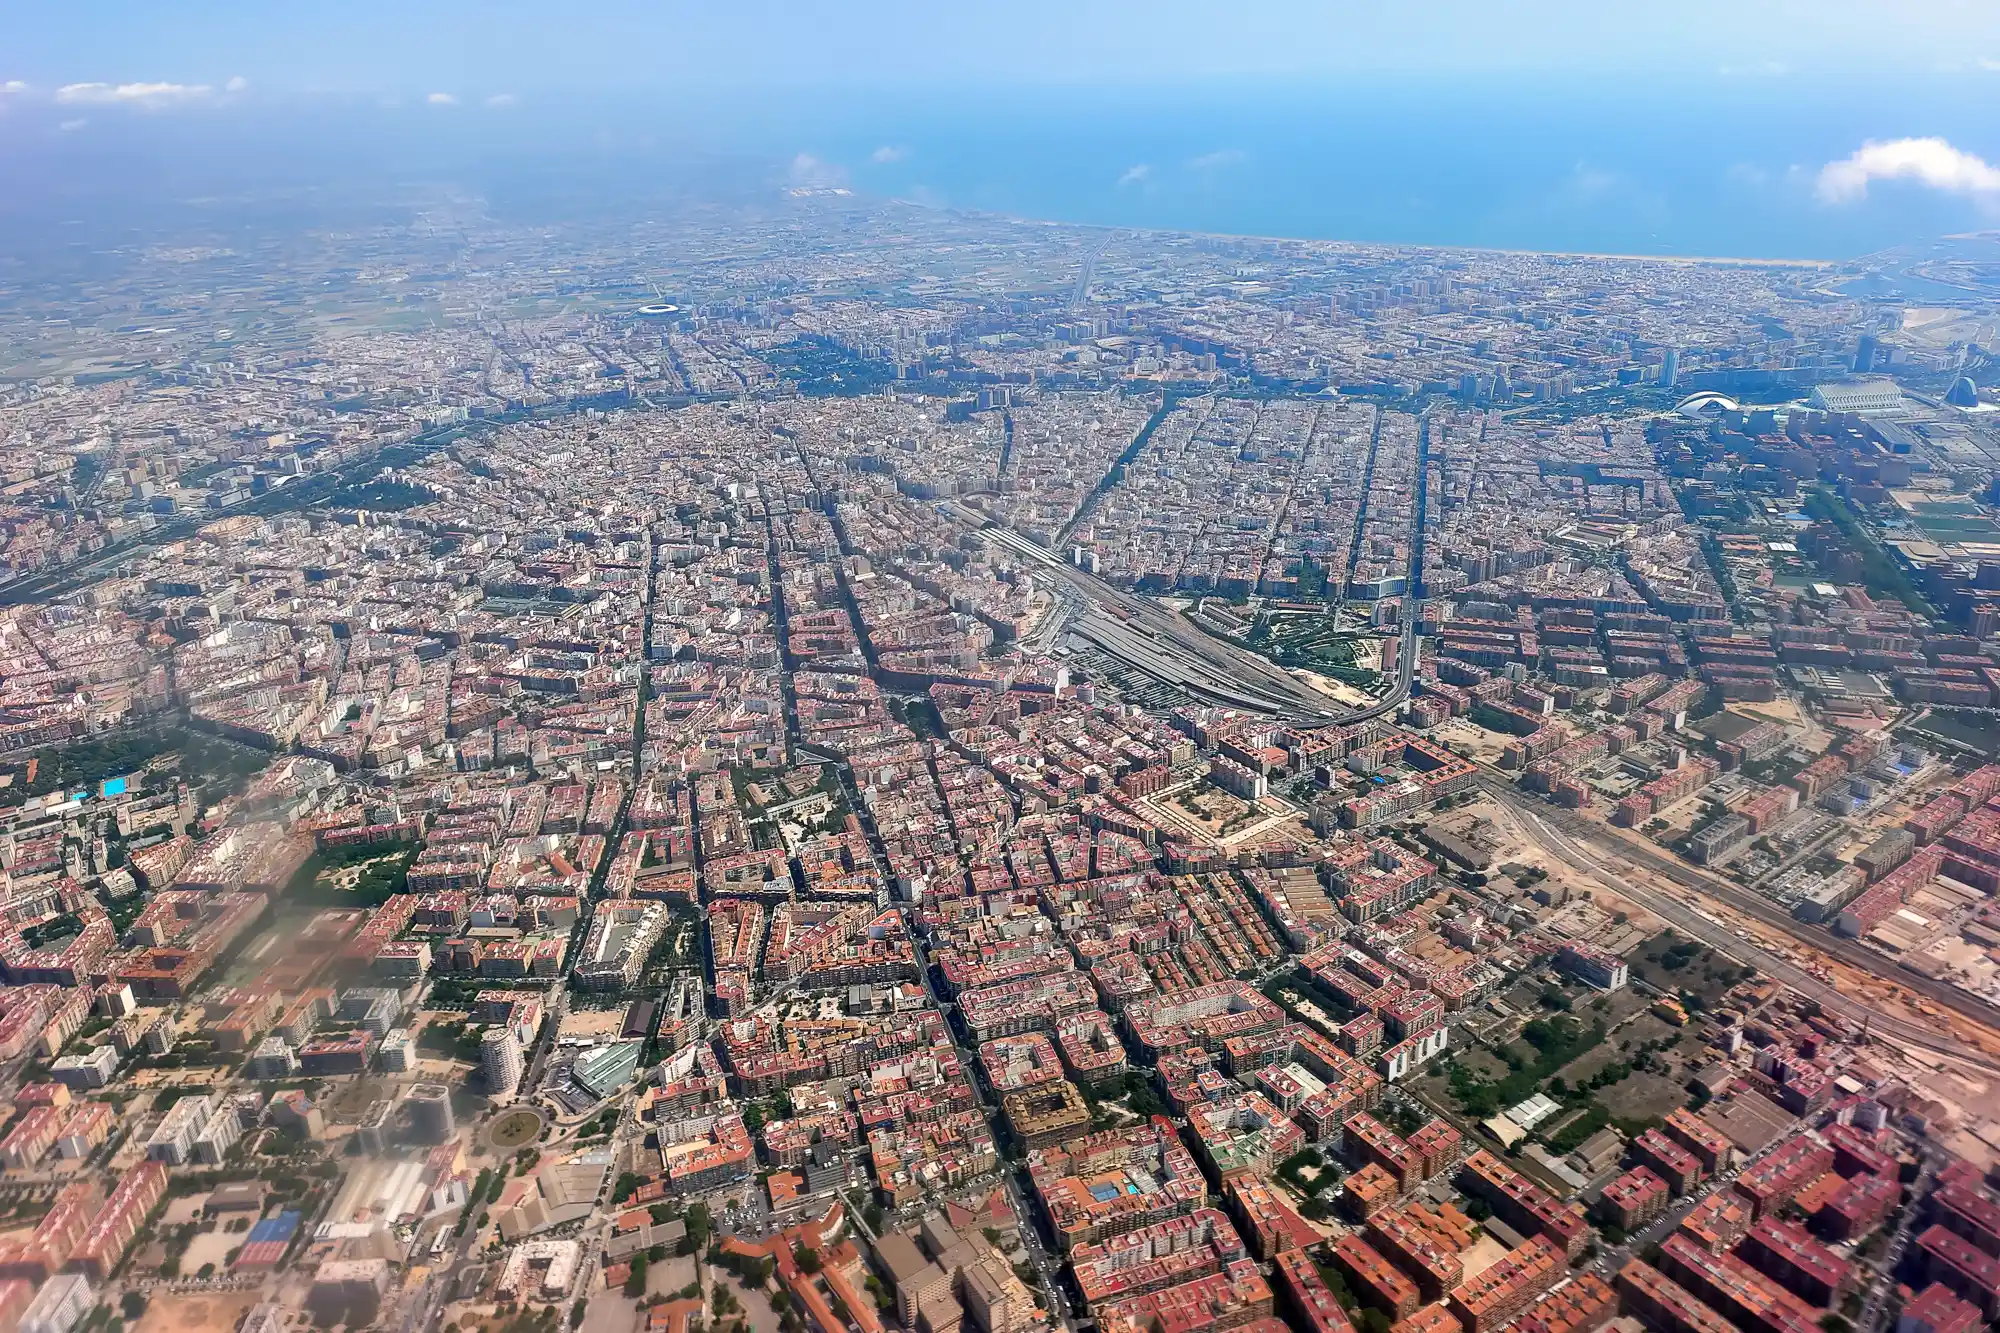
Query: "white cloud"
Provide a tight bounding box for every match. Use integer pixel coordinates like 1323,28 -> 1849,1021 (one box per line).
426,91 -> 457,105
486,93 -> 518,108
788,153 -> 848,189
58,118 -> 87,132
1185,149 -> 1245,171
1,81 -> 28,95
1981,57 -> 2000,72
224,75 -> 249,93
1817,137 -> 2000,204
56,81 -> 213,106
871,144 -> 907,164
1117,163 -> 1152,188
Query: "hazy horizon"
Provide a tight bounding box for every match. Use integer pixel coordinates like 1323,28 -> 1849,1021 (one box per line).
8,4 -> 2000,258
5,78 -> 2000,262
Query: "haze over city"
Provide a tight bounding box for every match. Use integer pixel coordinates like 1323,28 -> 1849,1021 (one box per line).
3,1 -> 2000,255
1,8 -> 2000,1333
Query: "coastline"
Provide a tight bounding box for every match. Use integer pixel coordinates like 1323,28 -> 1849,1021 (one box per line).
885,197 -> 1841,269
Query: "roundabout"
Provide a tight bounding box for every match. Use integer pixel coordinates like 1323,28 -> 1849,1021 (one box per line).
486,1105 -> 546,1150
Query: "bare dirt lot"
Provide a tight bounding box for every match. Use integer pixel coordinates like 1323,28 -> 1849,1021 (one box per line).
581,1289 -> 641,1333
1457,798 -> 1669,935
1147,783 -> 1257,840
560,1008 -> 629,1042
181,1223 -> 243,1276
1458,1234 -> 1514,1281
1431,719 -> 1521,768
134,1292 -> 264,1333
650,1254 -> 699,1297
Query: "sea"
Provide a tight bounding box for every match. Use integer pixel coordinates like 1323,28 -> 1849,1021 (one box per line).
5,73 -> 2000,263
764,75 -> 2000,261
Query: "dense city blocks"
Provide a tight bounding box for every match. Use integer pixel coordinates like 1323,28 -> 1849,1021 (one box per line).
0,182 -> 1997,1333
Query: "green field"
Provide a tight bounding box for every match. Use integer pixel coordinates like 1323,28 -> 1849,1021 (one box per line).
1249,615 -> 1381,685
488,1107 -> 546,1148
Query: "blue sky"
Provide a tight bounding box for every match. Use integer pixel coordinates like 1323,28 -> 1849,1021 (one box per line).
6,0 -> 2000,96
5,1 -> 2000,258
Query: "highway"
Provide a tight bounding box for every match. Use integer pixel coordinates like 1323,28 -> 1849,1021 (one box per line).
1069,233 -> 1116,311
0,415 -> 480,608
1486,780 -> 2000,1076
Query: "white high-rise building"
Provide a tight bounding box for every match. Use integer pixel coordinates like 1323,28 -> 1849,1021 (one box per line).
482,1026 -> 524,1097
146,1094 -> 214,1166
193,1103 -> 243,1164
379,1028 -> 416,1074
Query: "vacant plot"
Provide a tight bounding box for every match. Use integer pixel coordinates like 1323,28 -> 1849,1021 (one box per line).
1542,1015 -> 1691,1135
560,1008 -> 628,1042
714,1273 -> 783,1333
1558,1017 -> 1679,1086
1579,986 -> 1657,1029
1628,932 -> 1753,1010
134,1292 -> 262,1333
1593,1071 -> 1689,1125
581,1290 -> 642,1333
180,1224 -> 241,1276
1454,1047 -> 1515,1081
325,1075 -> 388,1124
1618,1013 -> 1684,1050
1458,1234 -> 1514,1281
1441,1014 -> 1606,1119
1430,718 -> 1519,767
